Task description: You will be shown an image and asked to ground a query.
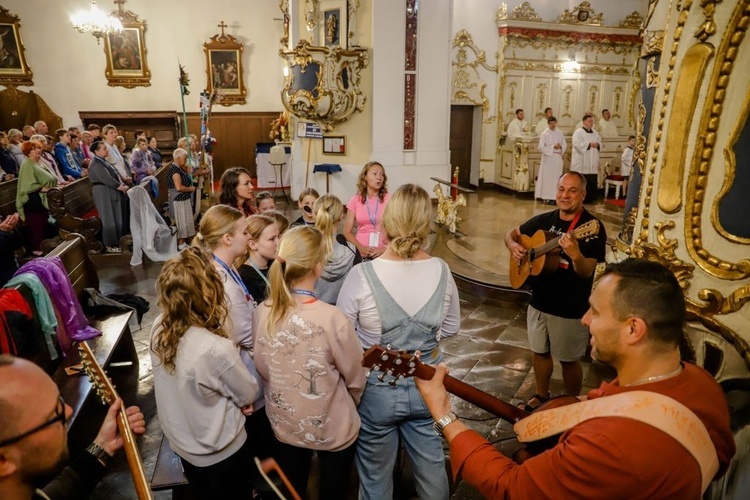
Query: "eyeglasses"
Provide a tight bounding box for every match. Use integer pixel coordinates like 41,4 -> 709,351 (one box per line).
0,396 -> 67,447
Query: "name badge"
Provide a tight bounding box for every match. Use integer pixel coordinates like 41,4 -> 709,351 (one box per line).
369,231 -> 380,248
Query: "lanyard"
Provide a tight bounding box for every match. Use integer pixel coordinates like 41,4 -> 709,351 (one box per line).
291,289 -> 317,303
213,255 -> 253,302
247,257 -> 271,289
365,196 -> 379,228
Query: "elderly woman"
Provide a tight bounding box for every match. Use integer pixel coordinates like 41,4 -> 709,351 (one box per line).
89,140 -> 130,253
130,137 -> 156,184
29,134 -> 67,185
337,184 -> 461,500
16,140 -> 59,254
102,124 -> 132,185
167,148 -> 196,249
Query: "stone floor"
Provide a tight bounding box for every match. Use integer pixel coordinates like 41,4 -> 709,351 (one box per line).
85,187 -> 622,499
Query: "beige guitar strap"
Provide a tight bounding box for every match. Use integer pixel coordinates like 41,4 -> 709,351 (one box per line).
513,390 -> 719,493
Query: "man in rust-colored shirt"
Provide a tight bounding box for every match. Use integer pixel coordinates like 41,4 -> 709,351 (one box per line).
417,259 -> 736,498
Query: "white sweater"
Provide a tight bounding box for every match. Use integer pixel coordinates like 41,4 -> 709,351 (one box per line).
151,321 -> 260,467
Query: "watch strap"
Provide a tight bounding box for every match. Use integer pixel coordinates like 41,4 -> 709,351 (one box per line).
86,442 -> 112,467
433,411 -> 458,435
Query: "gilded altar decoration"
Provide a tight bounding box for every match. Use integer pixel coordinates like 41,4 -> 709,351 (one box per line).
103,0 -> 150,88
646,56 -> 659,89
279,0 -> 290,47
558,2 -> 603,26
694,0 -> 721,42
0,7 -> 33,87
269,111 -> 290,142
496,3 -> 508,22
280,40 -> 368,131
631,221 -> 695,291
642,30 -> 666,57
433,184 -> 466,234
451,30 -> 497,110
618,11 -> 645,29
684,2 -> 750,280
204,21 -> 247,106
509,2 -> 541,22
305,0 -> 319,31
512,140 -> 530,191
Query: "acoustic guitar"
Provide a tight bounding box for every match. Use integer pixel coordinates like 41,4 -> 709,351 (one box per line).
508,219 -> 600,289
78,341 -> 154,500
361,345 -> 578,462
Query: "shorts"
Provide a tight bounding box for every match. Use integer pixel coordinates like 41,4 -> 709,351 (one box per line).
527,305 -> 589,362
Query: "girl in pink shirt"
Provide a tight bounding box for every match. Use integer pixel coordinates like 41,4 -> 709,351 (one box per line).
343,161 -> 390,259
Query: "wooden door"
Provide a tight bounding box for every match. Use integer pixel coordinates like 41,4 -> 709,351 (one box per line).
450,105 -> 474,188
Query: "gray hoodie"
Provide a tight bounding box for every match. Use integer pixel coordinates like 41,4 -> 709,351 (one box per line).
315,237 -> 357,304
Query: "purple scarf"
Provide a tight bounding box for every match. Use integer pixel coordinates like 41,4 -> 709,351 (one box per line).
15,256 -> 100,352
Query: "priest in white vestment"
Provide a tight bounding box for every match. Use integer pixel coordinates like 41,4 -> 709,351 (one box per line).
535,117 -> 566,203
535,107 -> 553,135
571,114 -> 602,202
506,109 -> 526,141
598,109 -> 618,138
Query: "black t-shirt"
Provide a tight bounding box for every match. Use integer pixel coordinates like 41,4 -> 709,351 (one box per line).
238,262 -> 270,303
518,208 -> 606,319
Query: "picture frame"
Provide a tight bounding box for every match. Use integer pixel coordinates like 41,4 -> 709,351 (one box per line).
323,135 -> 346,155
318,0 -> 348,48
204,22 -> 247,106
103,6 -> 151,88
0,7 -> 33,87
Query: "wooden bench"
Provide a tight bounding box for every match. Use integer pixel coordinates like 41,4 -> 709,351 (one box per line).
47,177 -> 104,253
151,436 -> 194,498
0,178 -> 18,218
15,233 -> 137,449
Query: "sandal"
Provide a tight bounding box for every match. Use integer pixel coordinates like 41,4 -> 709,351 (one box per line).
520,393 -> 549,413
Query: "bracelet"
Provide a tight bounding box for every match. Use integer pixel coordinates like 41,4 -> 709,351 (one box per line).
433,411 -> 459,436
86,442 -> 113,467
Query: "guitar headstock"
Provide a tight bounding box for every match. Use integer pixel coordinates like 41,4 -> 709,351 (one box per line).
361,345 -> 430,384
572,219 -> 600,239
78,341 -> 118,407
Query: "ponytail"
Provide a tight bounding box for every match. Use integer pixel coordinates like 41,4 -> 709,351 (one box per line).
313,194 -> 343,260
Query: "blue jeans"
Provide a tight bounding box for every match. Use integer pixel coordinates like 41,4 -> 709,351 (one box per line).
356,375 -> 449,500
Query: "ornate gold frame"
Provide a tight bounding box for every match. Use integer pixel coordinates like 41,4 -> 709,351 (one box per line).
103,3 -> 151,88
0,7 -> 33,87
204,22 -> 247,106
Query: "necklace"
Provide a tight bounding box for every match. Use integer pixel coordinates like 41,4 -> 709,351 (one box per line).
622,364 -> 683,387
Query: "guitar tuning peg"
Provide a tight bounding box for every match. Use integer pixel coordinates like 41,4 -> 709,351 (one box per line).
394,358 -> 402,365
372,364 -> 381,372
380,353 -> 389,362
377,373 -> 386,382
365,370 -> 371,377
388,378 -> 397,386
385,343 -> 392,351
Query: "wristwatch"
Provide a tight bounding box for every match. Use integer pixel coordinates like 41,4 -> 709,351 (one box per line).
433,411 -> 459,436
86,442 -> 113,467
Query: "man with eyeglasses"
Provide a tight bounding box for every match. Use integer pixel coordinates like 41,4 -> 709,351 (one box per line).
0,355 -> 146,499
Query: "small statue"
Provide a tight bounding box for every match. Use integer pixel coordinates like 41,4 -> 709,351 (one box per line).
433,184 -> 466,234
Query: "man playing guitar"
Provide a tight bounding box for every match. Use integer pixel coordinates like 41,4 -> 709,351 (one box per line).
416,259 -> 736,497
505,172 -> 606,411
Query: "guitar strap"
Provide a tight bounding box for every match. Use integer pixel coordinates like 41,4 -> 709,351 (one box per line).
513,390 -> 719,493
565,210 -> 583,232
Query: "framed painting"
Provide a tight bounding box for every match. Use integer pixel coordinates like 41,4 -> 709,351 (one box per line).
103,7 -> 150,88
204,22 -> 247,106
318,0 -> 348,48
0,7 -> 33,87
323,135 -> 346,155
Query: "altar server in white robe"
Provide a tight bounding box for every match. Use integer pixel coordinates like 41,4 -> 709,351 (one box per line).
535,116 -> 566,203
598,109 -> 618,138
506,109 -> 526,141
535,108 -> 553,135
571,113 -> 602,203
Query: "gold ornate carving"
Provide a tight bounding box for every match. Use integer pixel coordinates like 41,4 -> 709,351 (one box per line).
639,6 -> 691,243
496,2 -> 509,22
695,285 -> 750,315
506,36 -> 637,56
563,85 -> 573,117
628,59 -> 641,130
631,221 -> 695,290
508,81 -> 518,113
452,30 -> 499,72
536,83 -> 548,114
619,10 -> 645,29
616,207 -> 639,250
712,88 -> 750,244
434,183 -> 466,234
694,0 -> 721,42
305,0 -> 319,31
510,2 -> 541,22
645,56 -> 659,89
588,85 -> 598,114
642,30 -> 666,56
559,2 -> 603,26
280,40 -> 369,131
613,86 -> 623,118
657,44 -> 713,214
684,1 -> 750,279
513,140 -> 530,191
279,0 -> 290,47
503,61 -> 631,75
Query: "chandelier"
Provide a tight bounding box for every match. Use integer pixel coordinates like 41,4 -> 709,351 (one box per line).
70,1 -> 122,44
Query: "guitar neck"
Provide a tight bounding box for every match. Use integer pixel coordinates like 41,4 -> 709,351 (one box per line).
79,342 -> 154,500
532,221 -> 595,257
414,363 -> 529,423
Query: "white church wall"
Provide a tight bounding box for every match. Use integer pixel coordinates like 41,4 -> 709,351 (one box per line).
1,0 -> 286,127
